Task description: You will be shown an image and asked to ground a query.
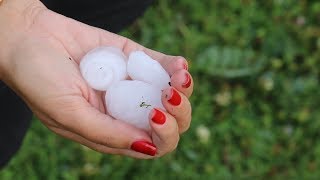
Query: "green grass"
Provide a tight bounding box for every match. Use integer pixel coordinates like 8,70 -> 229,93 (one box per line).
1,0 -> 320,179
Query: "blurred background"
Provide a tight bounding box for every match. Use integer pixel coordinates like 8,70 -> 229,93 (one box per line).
1,0 -> 320,179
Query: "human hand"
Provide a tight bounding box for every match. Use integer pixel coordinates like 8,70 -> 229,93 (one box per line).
0,0 -> 193,158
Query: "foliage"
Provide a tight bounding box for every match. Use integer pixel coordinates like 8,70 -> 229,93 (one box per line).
1,0 -> 320,179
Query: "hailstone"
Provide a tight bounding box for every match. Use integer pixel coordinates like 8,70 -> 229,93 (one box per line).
80,46 -> 170,131
128,51 -> 170,90
106,80 -> 164,130
79,46 -> 127,91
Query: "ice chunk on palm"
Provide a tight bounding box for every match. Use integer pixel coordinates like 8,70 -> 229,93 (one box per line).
128,51 -> 170,90
80,46 -> 127,91
106,80 -> 164,130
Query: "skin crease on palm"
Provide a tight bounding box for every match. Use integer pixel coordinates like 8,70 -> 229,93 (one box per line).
0,0 -> 193,158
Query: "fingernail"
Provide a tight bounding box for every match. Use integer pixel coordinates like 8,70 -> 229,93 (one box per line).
182,73 -> 191,88
151,109 -> 166,124
131,140 -> 157,156
183,63 -> 188,71
166,88 -> 181,106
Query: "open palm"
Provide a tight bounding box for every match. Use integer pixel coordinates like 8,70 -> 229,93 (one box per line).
2,3 -> 193,158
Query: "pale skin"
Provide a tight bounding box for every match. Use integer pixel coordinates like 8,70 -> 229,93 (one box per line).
0,0 -> 193,158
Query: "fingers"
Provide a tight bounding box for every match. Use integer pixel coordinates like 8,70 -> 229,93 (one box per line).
170,69 -> 193,98
49,126 -> 156,159
162,87 -> 192,134
40,106 -> 158,158
96,28 -> 194,99
149,108 -> 180,156
52,97 -> 153,151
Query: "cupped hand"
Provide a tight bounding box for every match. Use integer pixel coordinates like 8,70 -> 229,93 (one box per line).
0,1 -> 193,158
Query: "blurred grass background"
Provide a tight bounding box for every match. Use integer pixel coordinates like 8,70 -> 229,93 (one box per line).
1,0 -> 320,179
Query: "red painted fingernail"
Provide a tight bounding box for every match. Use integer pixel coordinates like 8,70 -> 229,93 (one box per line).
151,109 -> 166,124
182,73 -> 191,88
167,88 -> 181,106
131,141 -> 157,156
183,63 -> 188,70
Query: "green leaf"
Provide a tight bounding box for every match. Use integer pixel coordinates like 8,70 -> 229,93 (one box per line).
196,46 -> 266,78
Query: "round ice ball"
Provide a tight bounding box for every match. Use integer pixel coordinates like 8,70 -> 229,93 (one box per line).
128,51 -> 171,90
80,46 -> 127,91
106,80 -> 164,130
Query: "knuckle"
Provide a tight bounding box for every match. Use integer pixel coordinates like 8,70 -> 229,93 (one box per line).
156,134 -> 179,156
178,100 -> 192,119
99,136 -> 116,147
179,120 -> 191,134
87,132 -> 117,148
169,136 -> 180,153
166,134 -> 180,154
176,56 -> 187,64
181,106 -> 191,118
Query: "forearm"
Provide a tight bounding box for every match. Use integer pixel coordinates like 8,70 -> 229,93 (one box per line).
0,0 -> 45,80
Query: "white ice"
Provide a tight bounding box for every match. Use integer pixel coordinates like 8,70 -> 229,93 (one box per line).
128,51 -> 171,90
80,47 -> 170,130
80,46 -> 127,91
106,80 -> 164,130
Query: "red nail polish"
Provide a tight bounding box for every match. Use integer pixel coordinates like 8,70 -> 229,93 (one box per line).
183,63 -> 188,70
131,141 -> 157,156
182,73 -> 191,88
167,88 -> 181,106
151,109 -> 166,124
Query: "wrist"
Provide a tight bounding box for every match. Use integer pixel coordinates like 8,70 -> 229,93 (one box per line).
0,0 -> 46,80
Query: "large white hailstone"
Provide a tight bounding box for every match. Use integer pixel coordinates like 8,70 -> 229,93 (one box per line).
128,51 -> 171,90
80,46 -> 127,91
106,80 -> 164,130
